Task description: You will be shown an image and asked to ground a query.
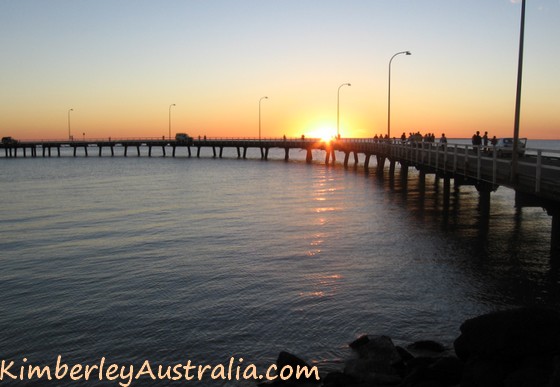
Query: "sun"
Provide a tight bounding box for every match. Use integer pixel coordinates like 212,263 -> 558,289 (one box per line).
307,127 -> 337,142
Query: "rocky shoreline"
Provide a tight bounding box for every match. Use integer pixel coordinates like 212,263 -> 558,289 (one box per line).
260,307 -> 560,387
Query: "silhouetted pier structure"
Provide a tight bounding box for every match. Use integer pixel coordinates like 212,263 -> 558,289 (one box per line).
3,137 -> 560,252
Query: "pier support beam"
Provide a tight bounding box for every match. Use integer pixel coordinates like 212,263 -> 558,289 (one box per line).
443,175 -> 451,197
284,147 -> 289,161
517,193 -> 560,256
389,159 -> 396,177
401,163 -> 409,181
376,155 -> 385,176
324,148 -> 335,165
475,182 -> 494,217
306,148 -> 313,163
343,151 -> 350,168
364,154 -> 371,171
419,170 -> 426,193
549,208 -> 560,254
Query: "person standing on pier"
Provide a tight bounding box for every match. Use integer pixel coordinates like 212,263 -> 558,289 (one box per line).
472,131 -> 482,147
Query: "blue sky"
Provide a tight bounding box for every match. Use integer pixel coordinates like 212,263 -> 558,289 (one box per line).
1,0 -> 559,139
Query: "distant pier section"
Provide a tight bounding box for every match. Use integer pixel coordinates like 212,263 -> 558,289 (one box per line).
3,136 -> 560,253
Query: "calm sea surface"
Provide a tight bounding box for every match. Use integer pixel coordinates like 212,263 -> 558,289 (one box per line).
1,140 -> 559,385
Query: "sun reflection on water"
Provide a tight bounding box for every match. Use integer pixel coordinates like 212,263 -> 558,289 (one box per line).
299,274 -> 344,298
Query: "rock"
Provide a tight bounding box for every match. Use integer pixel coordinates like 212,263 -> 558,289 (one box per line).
407,340 -> 446,354
321,370 -> 361,387
454,307 -> 560,361
453,307 -> 560,386
396,346 -> 415,363
425,356 -> 463,385
350,335 -> 402,365
349,335 -> 370,350
276,351 -> 312,373
401,356 -> 458,387
344,335 -> 404,384
504,365 -> 551,387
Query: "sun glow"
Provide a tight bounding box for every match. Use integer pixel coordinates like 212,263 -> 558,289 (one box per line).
307,127 -> 337,142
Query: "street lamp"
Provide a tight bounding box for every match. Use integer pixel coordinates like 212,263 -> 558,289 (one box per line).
511,0 -> 526,183
387,51 -> 411,138
259,96 -> 268,140
168,103 -> 176,140
68,108 -> 74,140
337,83 -> 351,138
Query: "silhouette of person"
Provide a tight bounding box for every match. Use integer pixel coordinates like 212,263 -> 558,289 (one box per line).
472,131 -> 482,147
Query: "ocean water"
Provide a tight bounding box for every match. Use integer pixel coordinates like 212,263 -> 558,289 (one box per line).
1,143 -> 559,386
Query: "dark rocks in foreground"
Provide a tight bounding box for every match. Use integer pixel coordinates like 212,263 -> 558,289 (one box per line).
261,307 -> 560,386
454,307 -> 560,387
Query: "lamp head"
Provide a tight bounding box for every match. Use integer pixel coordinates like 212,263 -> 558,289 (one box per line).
405,51 -> 412,55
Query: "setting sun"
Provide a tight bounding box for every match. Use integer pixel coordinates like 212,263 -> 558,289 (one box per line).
307,127 -> 337,142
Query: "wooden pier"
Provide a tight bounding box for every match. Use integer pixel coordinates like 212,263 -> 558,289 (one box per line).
3,137 -> 560,253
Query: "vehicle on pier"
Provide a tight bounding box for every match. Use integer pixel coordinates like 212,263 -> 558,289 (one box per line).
1,136 -> 18,145
175,133 -> 193,145
495,137 -> 527,157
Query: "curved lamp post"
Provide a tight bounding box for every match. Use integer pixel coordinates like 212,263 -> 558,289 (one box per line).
387,51 -> 411,138
337,83 -> 351,138
168,103 -> 176,140
68,108 -> 74,140
259,96 -> 268,140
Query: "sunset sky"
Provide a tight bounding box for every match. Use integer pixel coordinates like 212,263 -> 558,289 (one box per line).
1,0 -> 559,140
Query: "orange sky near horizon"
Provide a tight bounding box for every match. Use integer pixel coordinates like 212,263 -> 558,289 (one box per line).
1,1 -> 559,141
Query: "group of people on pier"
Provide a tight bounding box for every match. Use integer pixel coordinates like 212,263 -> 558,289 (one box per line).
471,130 -> 498,149
394,131 -> 445,144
